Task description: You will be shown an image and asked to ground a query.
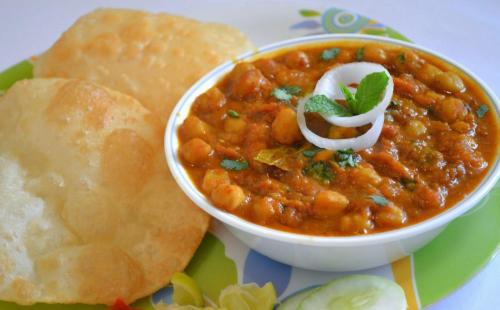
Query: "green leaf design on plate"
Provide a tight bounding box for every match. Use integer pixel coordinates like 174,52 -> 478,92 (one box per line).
0,60 -> 33,91
413,184 -> 500,306
299,9 -> 320,17
360,27 -> 411,43
185,233 -> 237,303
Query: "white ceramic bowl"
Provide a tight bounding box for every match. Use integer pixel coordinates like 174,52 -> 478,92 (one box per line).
165,34 -> 500,271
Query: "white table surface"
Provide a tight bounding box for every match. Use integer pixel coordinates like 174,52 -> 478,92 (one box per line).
0,0 -> 499,309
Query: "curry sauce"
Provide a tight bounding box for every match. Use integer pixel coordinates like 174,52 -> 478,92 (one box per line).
178,41 -> 499,236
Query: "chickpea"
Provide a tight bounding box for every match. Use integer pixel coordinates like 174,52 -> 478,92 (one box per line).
202,169 -> 230,193
224,117 -> 247,134
313,190 -> 349,218
271,108 -> 303,144
339,209 -> 373,233
211,184 -> 246,211
406,120 -> 428,137
396,50 -> 422,72
252,197 -> 277,223
451,121 -> 470,133
254,58 -> 287,79
284,50 -> 310,69
339,215 -> 354,233
275,69 -> 312,90
363,44 -> 388,64
335,49 -> 354,63
314,150 -> 334,161
230,64 -> 271,100
280,207 -> 302,227
434,97 -> 468,123
193,87 -> 226,113
433,71 -> 465,93
415,63 -> 442,85
375,204 -> 407,227
350,164 -> 382,186
328,126 -> 358,139
414,184 -> 443,209
181,116 -> 212,141
180,138 -> 213,165
414,90 -> 445,108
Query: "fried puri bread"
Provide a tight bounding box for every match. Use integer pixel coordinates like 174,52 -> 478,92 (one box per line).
0,79 -> 209,305
34,8 -> 254,122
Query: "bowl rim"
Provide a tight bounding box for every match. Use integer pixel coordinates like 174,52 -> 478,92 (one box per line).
165,33 -> 500,246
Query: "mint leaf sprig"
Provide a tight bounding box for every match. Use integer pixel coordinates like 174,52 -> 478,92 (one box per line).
304,71 -> 389,117
304,94 -> 352,116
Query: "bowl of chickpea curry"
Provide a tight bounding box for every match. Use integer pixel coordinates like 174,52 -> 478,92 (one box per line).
166,34 -> 499,271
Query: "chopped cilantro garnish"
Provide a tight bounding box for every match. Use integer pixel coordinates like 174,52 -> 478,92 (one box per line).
304,94 -> 352,117
227,110 -> 239,118
389,100 -> 400,108
282,85 -> 302,95
335,149 -> 361,168
370,195 -> 389,206
320,48 -> 340,61
476,104 -> 489,118
271,88 -> 291,101
302,147 -> 322,158
271,85 -> 302,102
401,178 -> 416,191
397,53 -> 405,63
303,161 -> 334,183
220,159 -> 248,171
355,48 -> 364,61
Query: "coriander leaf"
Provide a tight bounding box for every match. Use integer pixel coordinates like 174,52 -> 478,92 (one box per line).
355,48 -> 364,61
397,53 -> 405,63
389,100 -> 400,108
370,195 -> 389,206
227,110 -> 239,118
335,149 -> 361,168
353,71 -> 389,114
281,85 -> 302,95
321,48 -> 340,61
220,159 -> 248,171
476,104 -> 489,118
271,86 -> 302,102
271,88 -> 292,102
401,178 -> 416,191
339,82 -> 357,111
302,146 -> 322,158
303,161 -> 334,184
304,94 -> 352,117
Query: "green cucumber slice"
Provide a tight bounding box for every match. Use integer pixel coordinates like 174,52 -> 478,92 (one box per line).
298,275 -> 406,310
277,287 -> 319,310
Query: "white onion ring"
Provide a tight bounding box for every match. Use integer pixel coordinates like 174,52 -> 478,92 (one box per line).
314,62 -> 393,127
297,95 -> 385,151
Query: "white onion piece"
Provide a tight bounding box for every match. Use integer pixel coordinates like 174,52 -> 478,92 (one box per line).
314,62 -> 393,127
297,96 -> 385,151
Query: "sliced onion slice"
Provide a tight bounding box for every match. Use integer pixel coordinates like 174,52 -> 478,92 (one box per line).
314,62 -> 393,127
297,96 -> 385,151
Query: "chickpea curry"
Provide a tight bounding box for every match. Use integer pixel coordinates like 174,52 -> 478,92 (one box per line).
178,41 -> 498,236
